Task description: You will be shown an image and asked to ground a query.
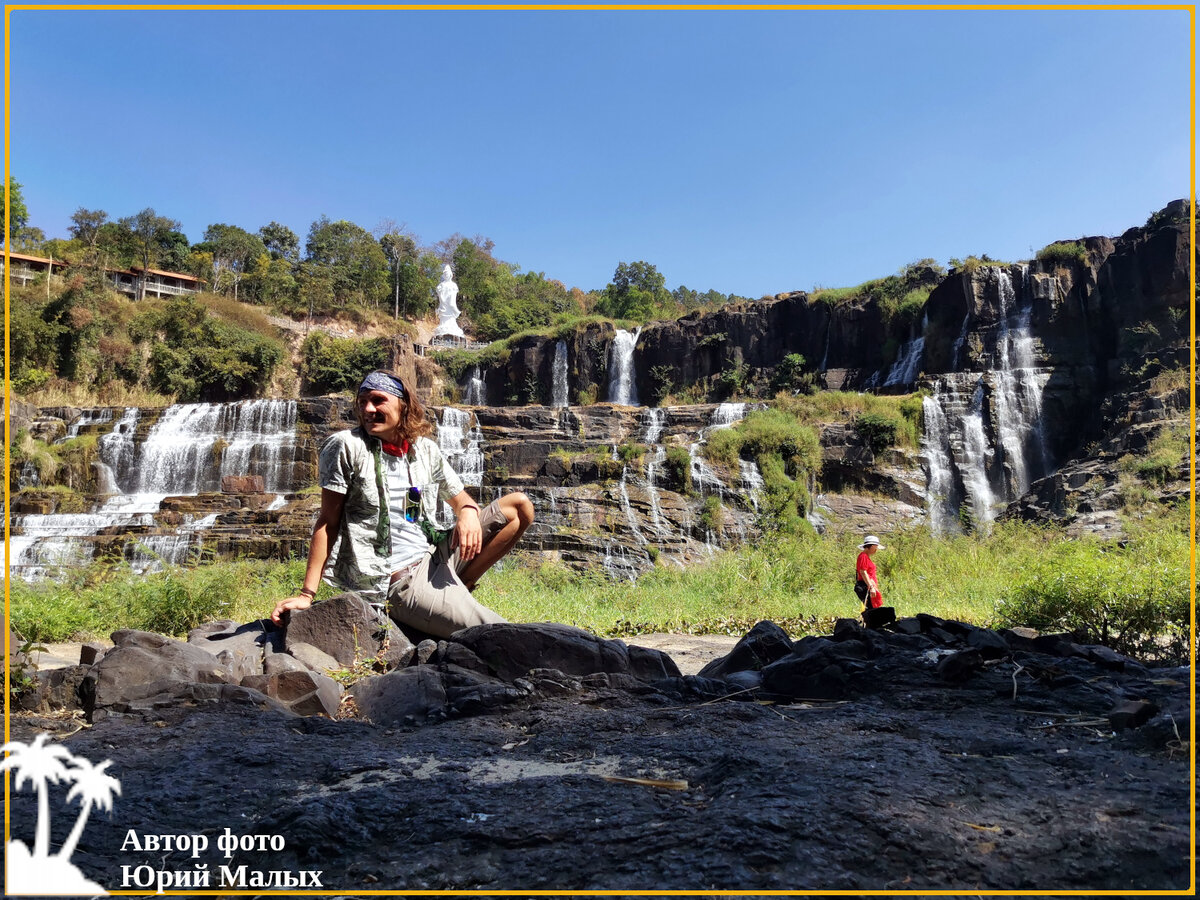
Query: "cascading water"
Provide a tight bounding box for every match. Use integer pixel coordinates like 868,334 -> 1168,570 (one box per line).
951,272 -> 975,369
738,460 -> 764,512
709,402 -> 746,430
645,446 -> 671,536
617,466 -> 648,546
437,407 -> 485,489
462,366 -> 485,405
59,408 -> 112,443
607,328 -> 642,406
130,400 -> 299,495
642,407 -> 666,444
919,266 -> 1052,532
989,267 -> 1050,498
11,400 -> 301,579
551,340 -> 569,408
920,394 -> 958,535
883,315 -> 926,388
688,403 -> 749,498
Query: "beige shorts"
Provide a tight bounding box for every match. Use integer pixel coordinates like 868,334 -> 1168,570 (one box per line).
385,499 -> 509,639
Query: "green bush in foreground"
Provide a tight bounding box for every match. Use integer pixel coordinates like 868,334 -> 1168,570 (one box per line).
994,510 -> 1189,664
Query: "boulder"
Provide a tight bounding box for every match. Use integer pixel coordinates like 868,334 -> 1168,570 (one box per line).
100,682 -> 293,719
84,630 -> 237,720
760,637 -> 869,700
240,670 -> 341,718
221,474 -> 265,493
415,639 -> 438,666
965,626 -> 1011,660
187,619 -> 280,681
350,667 -> 449,725
936,649 -> 983,683
284,593 -> 389,666
263,651 -> 311,676
287,642 -> 343,673
20,665 -> 90,713
1108,699 -> 1159,731
451,623 -> 681,682
79,642 -> 107,666
698,620 -> 793,680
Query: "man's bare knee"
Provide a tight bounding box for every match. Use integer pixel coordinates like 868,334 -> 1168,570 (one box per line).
501,492 -> 535,529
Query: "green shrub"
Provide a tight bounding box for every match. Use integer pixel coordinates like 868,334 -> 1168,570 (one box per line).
771,353 -> 811,394
648,365 -> 676,406
133,298 -> 284,401
1036,241 -> 1089,268
704,427 -> 743,470
699,495 -> 724,533
995,533 -> 1189,664
663,446 -> 694,495
300,331 -> 389,395
616,443 -> 646,464
576,384 -> 598,406
1119,424 -> 1186,485
714,364 -> 746,399
738,409 -> 821,475
854,412 -> 900,454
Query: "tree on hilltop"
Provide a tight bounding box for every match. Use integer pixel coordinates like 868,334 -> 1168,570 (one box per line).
116,208 -> 183,300
258,221 -> 299,263
303,216 -> 388,309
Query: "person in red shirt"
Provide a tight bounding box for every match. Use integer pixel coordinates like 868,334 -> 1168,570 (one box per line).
855,535 -> 885,610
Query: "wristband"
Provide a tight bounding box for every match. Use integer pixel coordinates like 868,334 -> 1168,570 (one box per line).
298,587 -> 316,598
459,504 -> 480,514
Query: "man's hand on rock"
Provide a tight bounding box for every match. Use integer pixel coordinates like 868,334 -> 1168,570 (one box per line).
271,595 -> 313,625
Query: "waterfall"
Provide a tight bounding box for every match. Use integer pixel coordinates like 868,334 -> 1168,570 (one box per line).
709,402 -> 746,430
462,366 -> 485,405
129,400 -> 298,495
918,267 -> 1053,532
642,407 -> 666,444
12,400 -> 301,580
437,407 -> 485,489
688,443 -> 726,497
920,395 -> 957,535
618,466 -> 648,546
738,460 -> 764,512
59,408 -> 112,443
602,542 -> 642,582
819,316 -> 832,372
883,315 -> 927,388
551,340 -> 569,408
951,274 -> 975,369
97,407 -> 139,491
645,446 -> 671,536
990,267 -> 1050,497
607,328 -> 642,406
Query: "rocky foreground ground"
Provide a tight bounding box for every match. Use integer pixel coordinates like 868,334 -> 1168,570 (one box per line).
9,602 -> 1193,896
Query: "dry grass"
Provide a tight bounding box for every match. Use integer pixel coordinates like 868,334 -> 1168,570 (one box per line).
17,379 -> 175,408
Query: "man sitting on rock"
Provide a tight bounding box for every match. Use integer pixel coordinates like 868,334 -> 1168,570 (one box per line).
271,370 -> 534,638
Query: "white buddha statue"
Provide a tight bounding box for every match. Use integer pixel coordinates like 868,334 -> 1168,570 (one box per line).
432,264 -> 465,338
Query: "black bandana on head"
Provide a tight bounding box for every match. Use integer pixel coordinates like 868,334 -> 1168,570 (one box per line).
358,372 -> 406,398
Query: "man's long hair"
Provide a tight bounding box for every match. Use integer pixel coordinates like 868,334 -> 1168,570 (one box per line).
356,370 -> 433,442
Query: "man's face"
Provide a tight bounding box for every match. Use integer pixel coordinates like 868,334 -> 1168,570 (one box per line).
358,389 -> 403,438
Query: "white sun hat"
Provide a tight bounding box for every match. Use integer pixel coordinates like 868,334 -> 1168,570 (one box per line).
858,535 -> 885,550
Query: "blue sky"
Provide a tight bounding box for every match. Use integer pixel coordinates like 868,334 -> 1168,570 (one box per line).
6,4 -> 1192,298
